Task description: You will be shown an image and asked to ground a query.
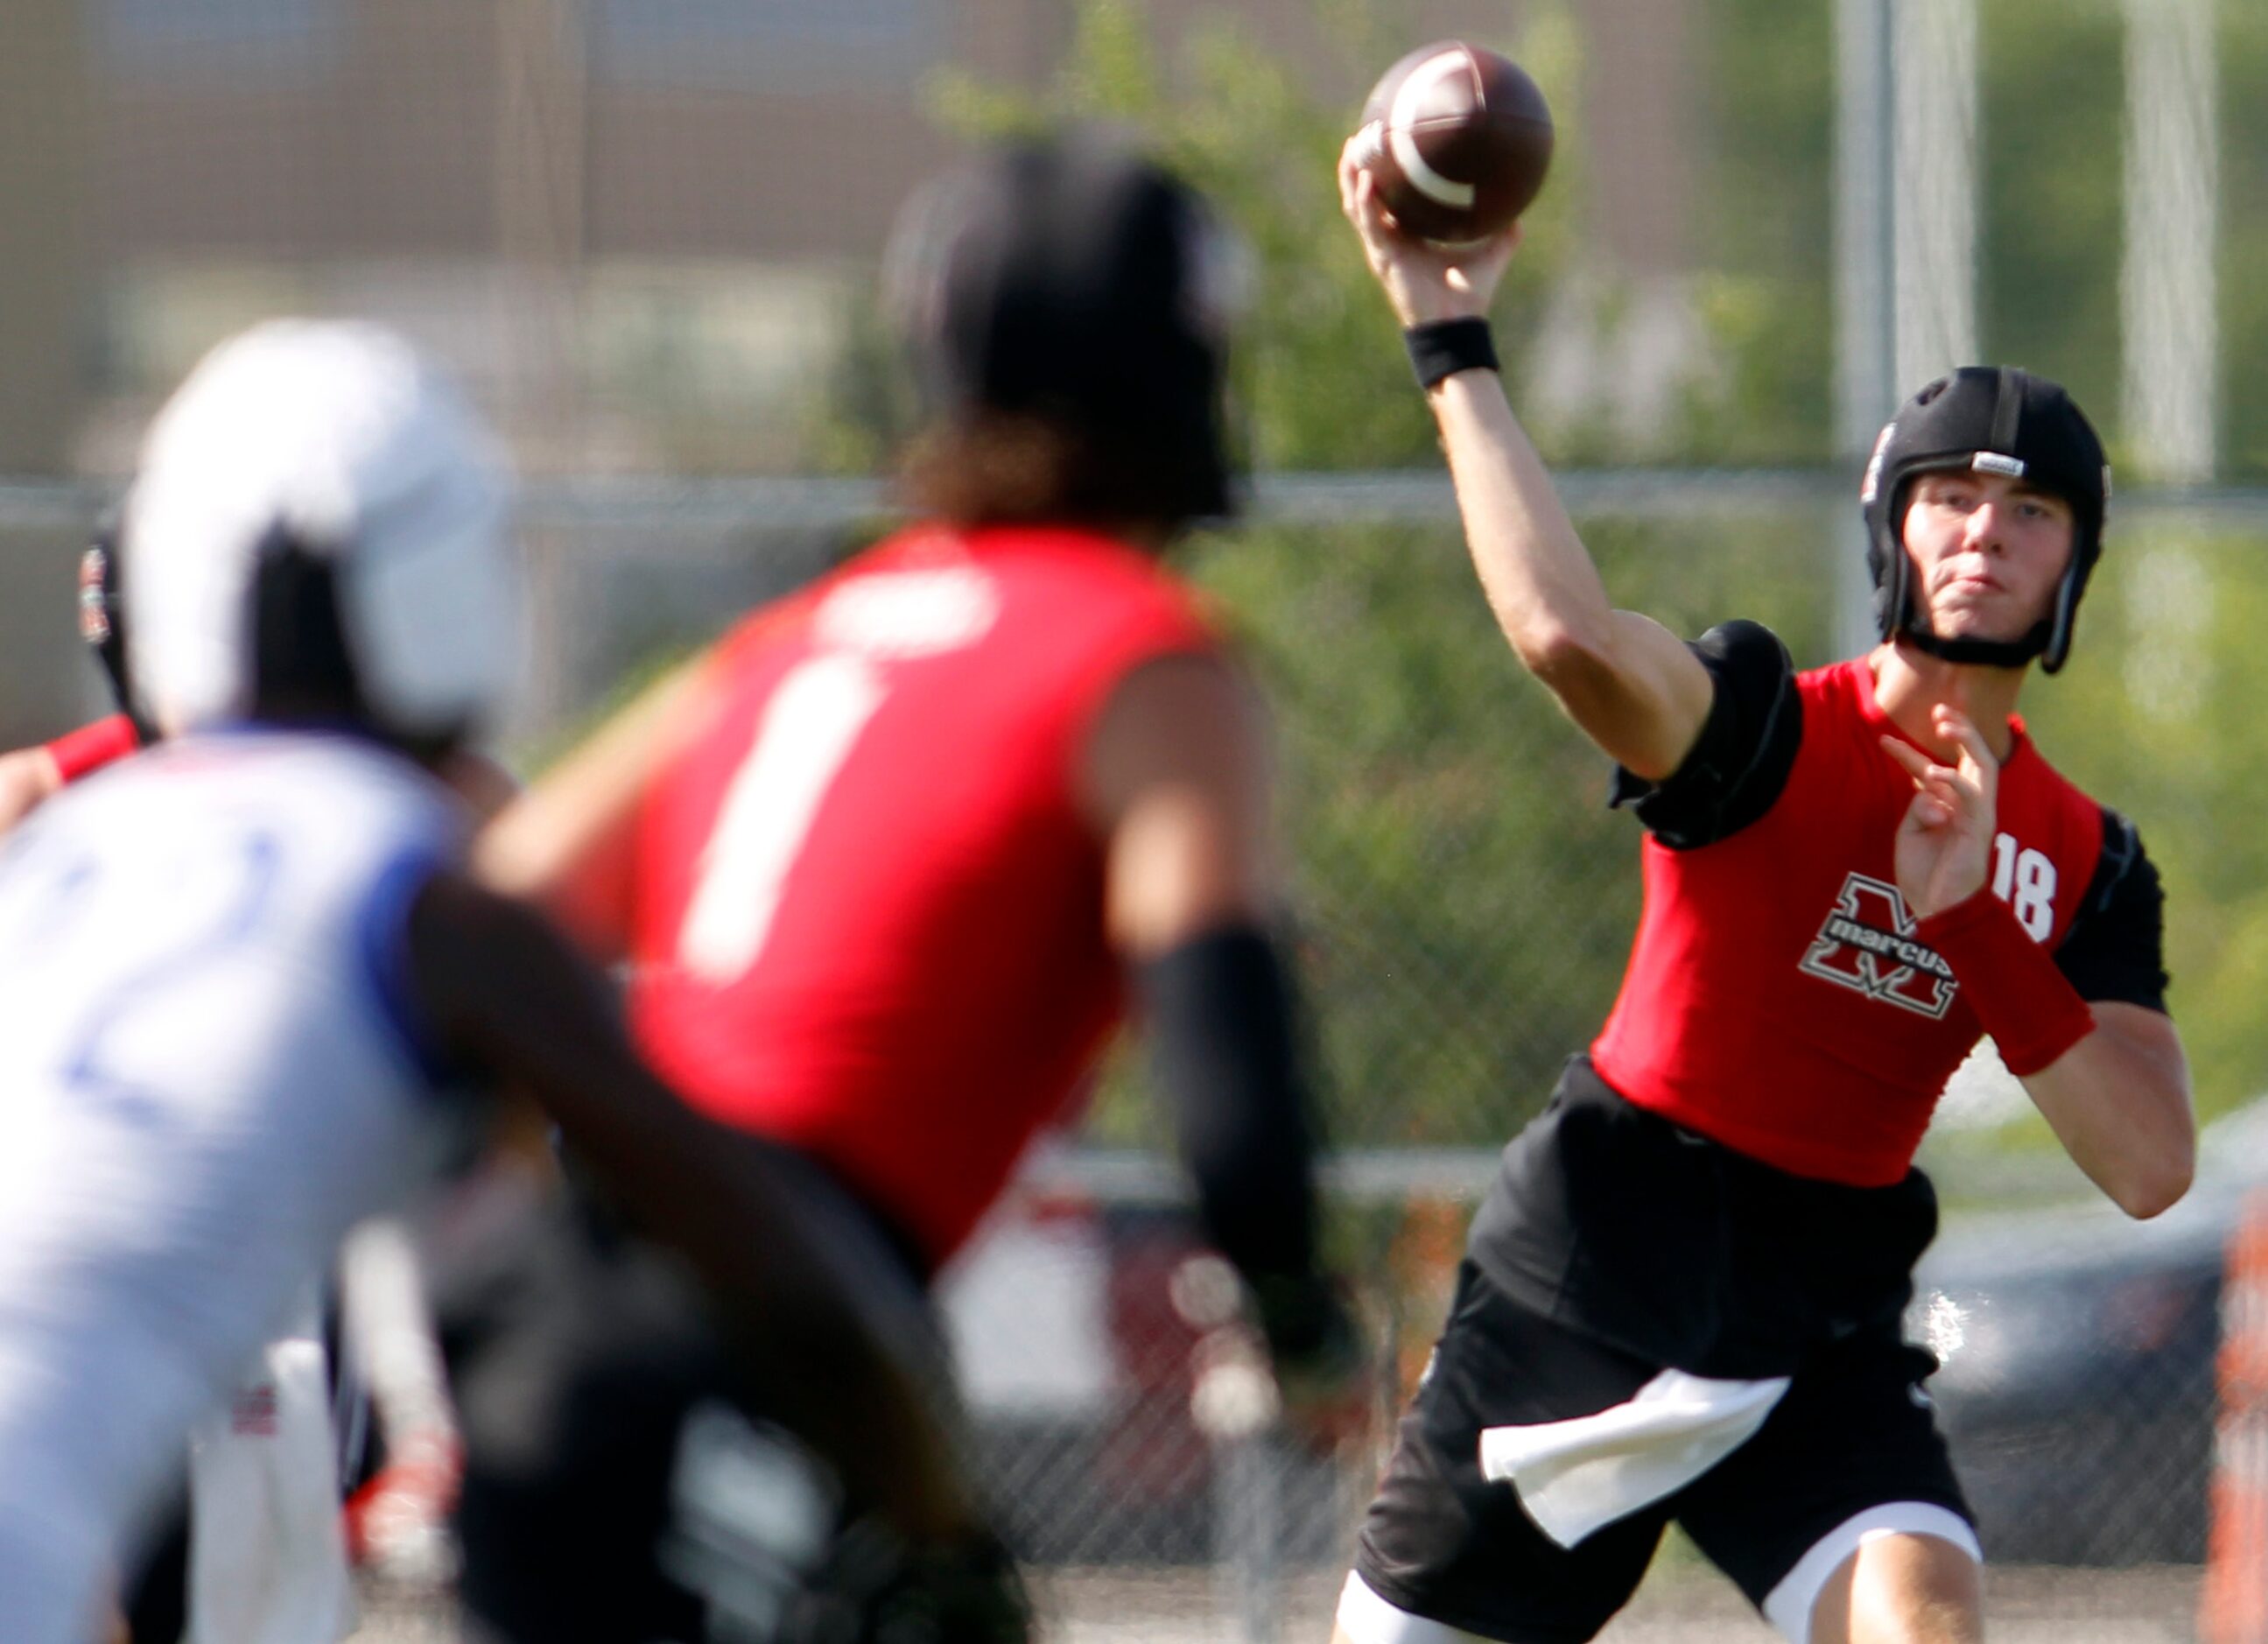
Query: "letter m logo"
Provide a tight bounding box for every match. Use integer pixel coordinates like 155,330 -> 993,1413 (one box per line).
1798,872 -> 1958,1020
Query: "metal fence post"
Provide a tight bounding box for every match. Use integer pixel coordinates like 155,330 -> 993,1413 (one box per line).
1187,1249 -> 1290,1644
1212,1430 -> 1285,1644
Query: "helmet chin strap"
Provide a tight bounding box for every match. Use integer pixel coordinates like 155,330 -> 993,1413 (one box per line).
1895,610 -> 2051,669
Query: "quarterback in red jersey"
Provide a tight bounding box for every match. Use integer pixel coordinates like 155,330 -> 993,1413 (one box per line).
1331,143 -> 2192,1644
466,132 -> 1361,1642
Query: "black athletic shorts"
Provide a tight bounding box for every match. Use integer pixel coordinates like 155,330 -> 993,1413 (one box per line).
443,1171 -> 933,1644
1465,1058 -> 1941,1380
1351,1258 -> 1971,1644
1352,1060 -> 1971,1643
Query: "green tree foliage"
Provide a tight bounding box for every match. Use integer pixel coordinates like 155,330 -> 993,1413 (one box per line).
2222,3 -> 2268,472
2021,527 -> 2268,1128
1978,1 -> 2124,440
1689,0 -> 1836,463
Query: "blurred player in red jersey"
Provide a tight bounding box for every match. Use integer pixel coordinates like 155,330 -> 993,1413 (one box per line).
461,130 -> 1365,1642
1328,150 -> 2194,1644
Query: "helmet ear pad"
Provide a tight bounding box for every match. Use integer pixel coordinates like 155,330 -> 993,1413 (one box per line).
245,526 -> 369,727
242,526 -> 469,760
2039,527 -> 2100,676
1864,466 -> 1958,649
1864,482 -> 1913,646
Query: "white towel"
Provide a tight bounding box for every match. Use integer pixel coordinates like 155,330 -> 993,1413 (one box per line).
1478,1369 -> 1791,1547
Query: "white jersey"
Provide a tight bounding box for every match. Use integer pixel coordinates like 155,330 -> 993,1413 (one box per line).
0,730 -> 477,1642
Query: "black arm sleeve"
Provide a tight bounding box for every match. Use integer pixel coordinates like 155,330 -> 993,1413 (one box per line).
1606,619 -> 1803,850
2054,806 -> 2171,1013
1139,925 -> 1334,1354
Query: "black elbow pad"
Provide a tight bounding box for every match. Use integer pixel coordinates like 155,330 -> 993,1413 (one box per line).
1138,924 -> 1331,1352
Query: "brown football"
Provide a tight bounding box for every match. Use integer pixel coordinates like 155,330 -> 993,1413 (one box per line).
1353,41 -> 1554,245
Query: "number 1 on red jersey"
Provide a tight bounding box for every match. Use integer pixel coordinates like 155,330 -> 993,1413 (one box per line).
678,653 -> 887,984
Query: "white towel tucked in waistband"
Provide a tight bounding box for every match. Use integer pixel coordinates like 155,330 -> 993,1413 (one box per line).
1478,1369 -> 1791,1547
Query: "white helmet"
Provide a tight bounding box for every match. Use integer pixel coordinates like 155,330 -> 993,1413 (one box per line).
122,319 -> 520,743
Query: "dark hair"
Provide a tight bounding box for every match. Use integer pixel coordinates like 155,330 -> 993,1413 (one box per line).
895,411 -> 1196,537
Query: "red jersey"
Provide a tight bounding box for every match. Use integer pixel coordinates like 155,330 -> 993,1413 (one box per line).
1590,643 -> 2118,1186
627,523 -> 1218,1268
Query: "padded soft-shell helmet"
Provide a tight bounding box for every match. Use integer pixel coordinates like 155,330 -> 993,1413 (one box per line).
1859,366 -> 2110,674
122,320 -> 519,745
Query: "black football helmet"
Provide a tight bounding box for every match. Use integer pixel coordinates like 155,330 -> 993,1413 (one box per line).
1859,366 -> 2110,674
883,130 -> 1240,527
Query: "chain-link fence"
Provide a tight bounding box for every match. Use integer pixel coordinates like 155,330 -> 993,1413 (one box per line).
11,470 -> 2268,1637
4,469 -> 2253,1638
2,0 -> 2264,1636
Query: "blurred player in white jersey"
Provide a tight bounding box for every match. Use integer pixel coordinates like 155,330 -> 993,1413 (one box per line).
0,320 -> 981,1643
0,537 -> 488,1644
0,537 -> 480,1644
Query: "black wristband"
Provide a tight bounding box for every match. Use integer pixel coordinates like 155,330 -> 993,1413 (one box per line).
1250,1271 -> 1357,1366
1404,317 -> 1499,390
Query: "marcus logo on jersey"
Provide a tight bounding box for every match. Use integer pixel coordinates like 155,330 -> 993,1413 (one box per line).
1800,874 -> 1957,1019
1800,833 -> 2060,1019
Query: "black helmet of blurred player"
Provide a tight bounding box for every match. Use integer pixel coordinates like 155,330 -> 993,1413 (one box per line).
118,320 -> 520,760
1860,366 -> 2110,675
883,129 -> 1243,534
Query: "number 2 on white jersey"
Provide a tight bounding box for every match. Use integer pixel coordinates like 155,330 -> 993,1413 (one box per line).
678,652 -> 886,984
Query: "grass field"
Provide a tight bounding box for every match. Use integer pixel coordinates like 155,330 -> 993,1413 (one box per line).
349,1563 -> 2208,1641
1036,1565 -> 2205,1642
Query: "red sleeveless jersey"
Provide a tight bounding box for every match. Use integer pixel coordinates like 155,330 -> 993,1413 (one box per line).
1589,656 -> 2106,1185
626,523 -> 1218,1268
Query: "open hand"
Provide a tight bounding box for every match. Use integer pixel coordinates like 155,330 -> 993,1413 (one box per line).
1879,706 -> 1998,922
0,747 -> 62,836
1338,135 -> 1520,328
